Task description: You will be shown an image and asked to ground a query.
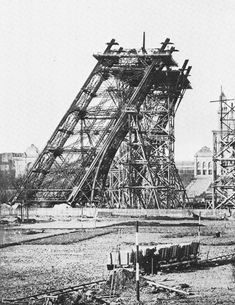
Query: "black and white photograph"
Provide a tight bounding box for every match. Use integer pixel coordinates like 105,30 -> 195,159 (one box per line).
1,1 -> 235,304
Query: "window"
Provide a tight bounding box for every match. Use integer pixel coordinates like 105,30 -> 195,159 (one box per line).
197,161 -> 200,170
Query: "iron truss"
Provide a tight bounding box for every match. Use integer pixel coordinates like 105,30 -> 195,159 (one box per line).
212,92 -> 235,208
12,38 -> 191,208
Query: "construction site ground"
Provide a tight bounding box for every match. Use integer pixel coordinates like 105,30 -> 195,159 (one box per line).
1,217 -> 235,304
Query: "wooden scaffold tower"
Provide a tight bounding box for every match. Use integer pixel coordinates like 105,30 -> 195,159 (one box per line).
211,90 -> 235,208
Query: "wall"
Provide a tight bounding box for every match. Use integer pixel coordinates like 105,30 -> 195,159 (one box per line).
1,206 -> 233,219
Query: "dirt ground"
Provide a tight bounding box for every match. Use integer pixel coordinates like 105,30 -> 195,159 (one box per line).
1,218 -> 235,304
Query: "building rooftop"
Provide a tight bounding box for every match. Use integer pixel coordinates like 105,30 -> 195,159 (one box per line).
195,146 -> 212,157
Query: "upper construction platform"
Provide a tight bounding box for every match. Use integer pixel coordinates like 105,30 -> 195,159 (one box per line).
94,50 -> 177,66
93,39 -> 191,90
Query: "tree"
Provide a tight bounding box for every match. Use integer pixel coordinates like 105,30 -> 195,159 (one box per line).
0,171 -> 25,203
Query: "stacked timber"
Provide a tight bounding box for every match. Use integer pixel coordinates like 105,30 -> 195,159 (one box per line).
107,242 -> 200,273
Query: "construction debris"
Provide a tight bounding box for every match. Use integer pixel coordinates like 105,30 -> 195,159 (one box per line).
143,277 -> 192,296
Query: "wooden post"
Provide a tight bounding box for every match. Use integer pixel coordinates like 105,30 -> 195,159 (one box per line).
136,221 -> 140,301
20,201 -> 23,222
198,211 -> 201,242
94,205 -> 97,229
25,178 -> 29,221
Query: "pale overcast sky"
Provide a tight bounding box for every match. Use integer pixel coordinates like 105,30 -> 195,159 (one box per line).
1,0 -> 235,161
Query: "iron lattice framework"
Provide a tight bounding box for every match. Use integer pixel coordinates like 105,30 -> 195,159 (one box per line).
212,92 -> 235,208
13,38 -> 191,208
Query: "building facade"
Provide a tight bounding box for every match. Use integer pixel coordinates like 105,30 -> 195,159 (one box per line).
194,146 -> 213,176
0,144 -> 39,178
176,146 -> 213,186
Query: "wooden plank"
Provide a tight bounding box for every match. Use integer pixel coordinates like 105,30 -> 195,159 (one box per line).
142,277 -> 191,296
3,280 -> 106,302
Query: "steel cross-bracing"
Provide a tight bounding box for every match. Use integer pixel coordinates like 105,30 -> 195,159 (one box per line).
13,38 -> 191,208
211,91 -> 235,209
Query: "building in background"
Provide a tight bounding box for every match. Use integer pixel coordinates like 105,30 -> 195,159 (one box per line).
0,144 -> 39,178
176,146 -> 213,206
194,146 -> 213,176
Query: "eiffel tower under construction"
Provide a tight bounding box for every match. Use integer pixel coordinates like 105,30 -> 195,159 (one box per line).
13,37 -> 192,208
